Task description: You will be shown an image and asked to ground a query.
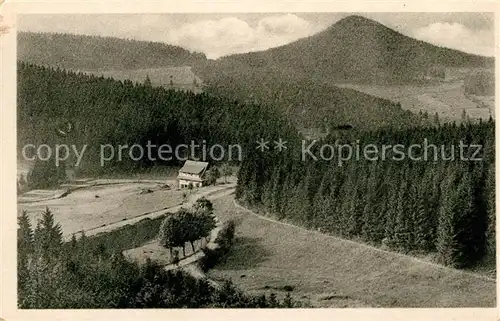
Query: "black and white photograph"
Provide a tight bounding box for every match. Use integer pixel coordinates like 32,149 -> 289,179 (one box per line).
0,2 -> 497,317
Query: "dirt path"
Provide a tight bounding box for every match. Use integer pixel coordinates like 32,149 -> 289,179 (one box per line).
208,195 -> 496,308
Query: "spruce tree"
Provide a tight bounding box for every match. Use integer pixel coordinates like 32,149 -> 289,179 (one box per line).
18,210 -> 34,254
383,180 -> 399,247
34,207 -> 63,259
485,164 -> 495,258
436,171 -> 474,267
460,164 -> 488,265
18,210 -> 34,299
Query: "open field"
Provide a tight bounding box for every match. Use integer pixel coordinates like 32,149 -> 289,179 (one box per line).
207,195 -> 495,308
18,180 -> 184,237
337,80 -> 494,122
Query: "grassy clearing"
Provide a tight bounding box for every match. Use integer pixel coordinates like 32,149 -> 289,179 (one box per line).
123,238 -> 208,266
207,195 -> 495,308
337,80 -> 494,122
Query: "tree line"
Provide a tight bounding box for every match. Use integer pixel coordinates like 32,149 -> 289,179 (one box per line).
236,120 -> 495,268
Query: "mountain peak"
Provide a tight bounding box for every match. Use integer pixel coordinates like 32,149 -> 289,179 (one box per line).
333,15 -> 381,28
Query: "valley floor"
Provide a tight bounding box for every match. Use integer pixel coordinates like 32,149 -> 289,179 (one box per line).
208,195 -> 496,308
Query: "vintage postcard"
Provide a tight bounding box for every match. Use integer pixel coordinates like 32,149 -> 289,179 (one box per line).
0,1 -> 498,320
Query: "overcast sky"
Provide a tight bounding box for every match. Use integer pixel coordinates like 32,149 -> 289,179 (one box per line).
18,13 -> 495,59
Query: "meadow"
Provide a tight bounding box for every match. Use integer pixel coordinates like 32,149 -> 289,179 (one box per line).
19,181 -> 184,237
207,195 -> 495,308
337,80 -> 494,122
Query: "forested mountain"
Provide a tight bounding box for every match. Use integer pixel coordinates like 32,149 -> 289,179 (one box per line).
198,15 -> 494,85
192,15 -> 494,129
236,120 -> 495,269
18,32 -> 207,70
17,62 -> 297,172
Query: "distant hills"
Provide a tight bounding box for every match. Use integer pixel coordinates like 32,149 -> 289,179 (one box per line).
19,15 -> 493,82
18,32 -> 207,70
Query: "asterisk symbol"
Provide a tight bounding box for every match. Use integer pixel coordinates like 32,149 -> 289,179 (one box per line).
256,138 -> 269,152
274,138 -> 288,152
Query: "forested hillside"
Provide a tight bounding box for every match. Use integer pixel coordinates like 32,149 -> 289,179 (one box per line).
17,209 -> 302,308
236,120 -> 495,269
18,32 -> 207,70
18,62 -> 296,172
198,65 -> 426,130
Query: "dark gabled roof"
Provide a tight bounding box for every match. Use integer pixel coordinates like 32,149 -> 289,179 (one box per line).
179,160 -> 209,175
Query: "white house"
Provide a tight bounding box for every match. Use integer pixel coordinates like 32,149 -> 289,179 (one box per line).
177,160 -> 209,188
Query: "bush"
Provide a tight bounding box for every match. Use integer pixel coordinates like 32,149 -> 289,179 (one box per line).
215,220 -> 236,250
199,220 -> 236,271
